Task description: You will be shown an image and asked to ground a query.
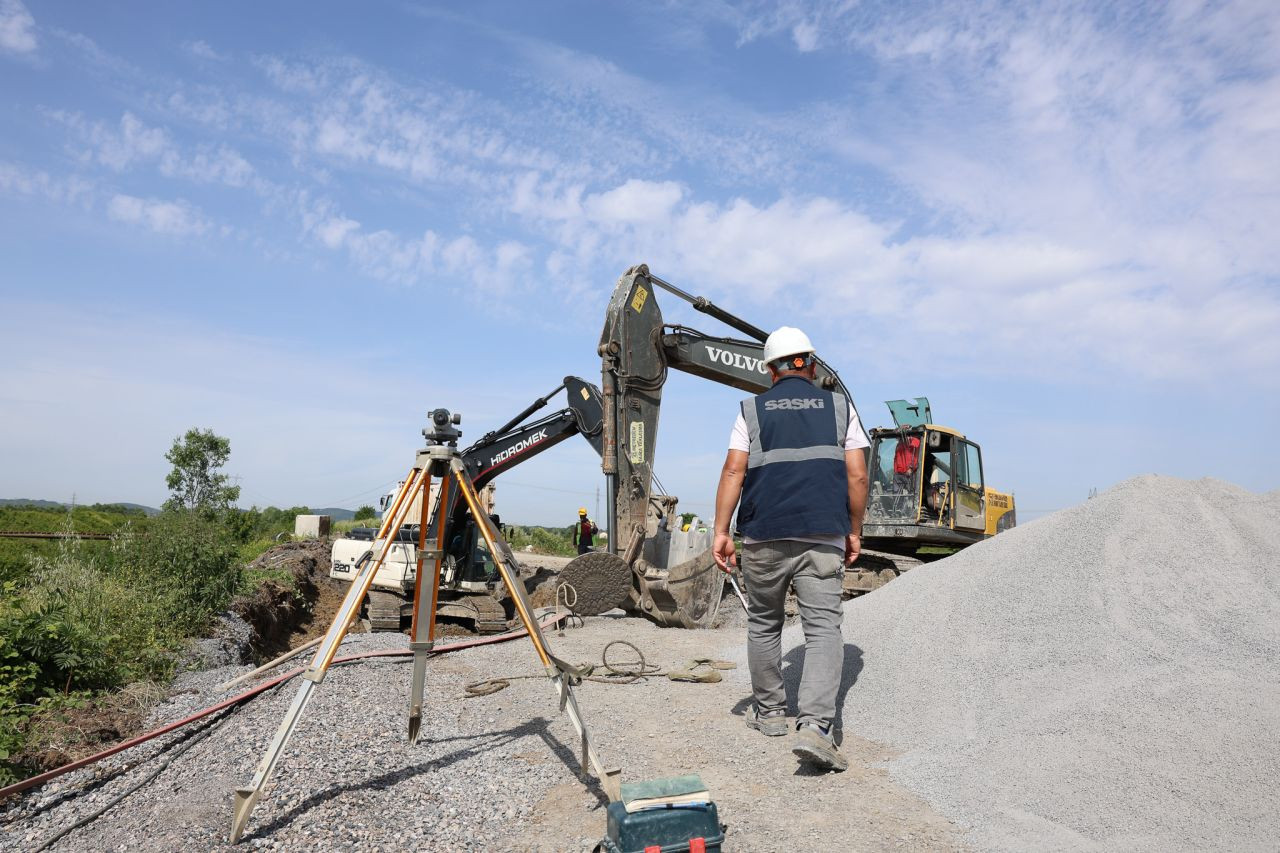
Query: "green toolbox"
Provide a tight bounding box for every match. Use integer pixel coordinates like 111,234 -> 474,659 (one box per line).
601,775 -> 724,853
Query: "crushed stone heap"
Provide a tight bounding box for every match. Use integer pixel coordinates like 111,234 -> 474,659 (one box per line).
831,475 -> 1280,852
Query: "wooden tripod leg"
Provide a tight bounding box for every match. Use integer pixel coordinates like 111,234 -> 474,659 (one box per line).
407,470 -> 449,744
231,464 -> 428,843
451,458 -> 622,802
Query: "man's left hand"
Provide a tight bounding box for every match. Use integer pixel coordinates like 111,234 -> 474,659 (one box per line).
844,533 -> 861,566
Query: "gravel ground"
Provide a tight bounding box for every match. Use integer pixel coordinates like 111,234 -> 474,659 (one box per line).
819,475 -> 1280,852
1,595 -> 960,851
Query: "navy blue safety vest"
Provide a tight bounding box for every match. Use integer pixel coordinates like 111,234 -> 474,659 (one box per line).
737,375 -> 851,541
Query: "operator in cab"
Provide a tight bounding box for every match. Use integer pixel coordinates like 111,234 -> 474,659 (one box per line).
712,326 -> 869,772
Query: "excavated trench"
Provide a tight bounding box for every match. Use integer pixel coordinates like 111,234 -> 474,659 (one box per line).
231,538 -> 356,658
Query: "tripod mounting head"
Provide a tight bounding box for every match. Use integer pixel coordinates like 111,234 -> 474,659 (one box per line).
423,408 -> 463,447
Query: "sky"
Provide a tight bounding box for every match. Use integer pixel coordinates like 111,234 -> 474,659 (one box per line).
1,0 -> 1277,527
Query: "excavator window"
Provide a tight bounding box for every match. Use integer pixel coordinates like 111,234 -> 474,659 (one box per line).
962,442 -> 983,490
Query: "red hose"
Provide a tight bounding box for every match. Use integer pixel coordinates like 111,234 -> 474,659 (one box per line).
0,613 -> 565,800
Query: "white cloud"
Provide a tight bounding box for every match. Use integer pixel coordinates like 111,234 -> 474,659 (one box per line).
0,161 -> 93,205
0,0 -> 36,55
508,174 -> 1280,383
791,21 -> 819,52
185,40 -> 221,61
107,194 -> 208,235
56,111 -> 257,187
315,215 -> 360,249
92,112 -> 171,170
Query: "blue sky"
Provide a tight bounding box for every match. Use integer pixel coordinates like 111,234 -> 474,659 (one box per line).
1,0 -> 1277,526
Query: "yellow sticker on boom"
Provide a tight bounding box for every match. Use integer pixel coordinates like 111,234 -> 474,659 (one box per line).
631,285 -> 649,313
580,387 -> 590,400
629,421 -> 645,464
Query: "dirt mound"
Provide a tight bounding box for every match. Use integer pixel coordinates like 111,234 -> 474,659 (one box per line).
231,539 -> 335,657
829,475 -> 1280,851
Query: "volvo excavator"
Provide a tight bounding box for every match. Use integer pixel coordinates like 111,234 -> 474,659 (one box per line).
558,264 -> 869,628
330,376 -> 603,632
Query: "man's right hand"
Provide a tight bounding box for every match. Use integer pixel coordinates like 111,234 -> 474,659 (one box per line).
713,532 -> 736,573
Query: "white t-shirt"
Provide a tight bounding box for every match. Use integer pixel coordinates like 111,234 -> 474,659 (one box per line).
728,400 -> 869,548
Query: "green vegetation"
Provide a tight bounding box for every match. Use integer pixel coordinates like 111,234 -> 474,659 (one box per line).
0,509 -> 241,783
505,524 -> 577,557
354,504 -> 376,521
0,430 -> 249,785
163,428 -> 241,513
0,504 -> 138,585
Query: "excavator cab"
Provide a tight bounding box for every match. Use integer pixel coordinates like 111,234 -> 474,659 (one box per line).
865,399 -> 1000,552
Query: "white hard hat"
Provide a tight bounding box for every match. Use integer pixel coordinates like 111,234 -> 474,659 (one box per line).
763,326 -> 815,365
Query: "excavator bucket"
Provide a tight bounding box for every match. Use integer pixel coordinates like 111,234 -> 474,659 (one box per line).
630,549 -> 724,629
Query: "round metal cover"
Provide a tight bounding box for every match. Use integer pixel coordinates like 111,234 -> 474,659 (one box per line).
558,551 -> 632,615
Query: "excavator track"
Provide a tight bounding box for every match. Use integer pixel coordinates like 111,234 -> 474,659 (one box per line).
842,549 -> 925,597
437,593 -> 509,634
366,589 -> 405,632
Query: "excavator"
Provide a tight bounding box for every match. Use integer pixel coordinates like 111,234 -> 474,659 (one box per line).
330,376 -> 603,632
558,263 -> 868,628
849,396 -> 1017,592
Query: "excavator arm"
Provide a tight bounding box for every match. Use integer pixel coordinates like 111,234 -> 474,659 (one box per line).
438,375 -> 602,556
593,264 -> 862,628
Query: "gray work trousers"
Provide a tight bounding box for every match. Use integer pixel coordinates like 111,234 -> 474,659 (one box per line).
742,540 -> 844,730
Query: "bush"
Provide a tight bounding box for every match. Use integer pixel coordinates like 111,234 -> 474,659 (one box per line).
116,512 -> 242,634
227,505 -> 312,544
354,505 -> 376,521
505,525 -> 576,557
0,511 -> 244,783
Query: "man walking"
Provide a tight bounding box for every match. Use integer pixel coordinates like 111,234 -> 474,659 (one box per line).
712,327 -> 868,771
572,507 -> 598,555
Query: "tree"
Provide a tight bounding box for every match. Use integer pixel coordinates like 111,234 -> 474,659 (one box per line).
353,505 -> 377,521
163,428 -> 240,514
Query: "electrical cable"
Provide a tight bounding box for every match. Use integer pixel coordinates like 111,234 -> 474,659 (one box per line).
462,639 -> 669,697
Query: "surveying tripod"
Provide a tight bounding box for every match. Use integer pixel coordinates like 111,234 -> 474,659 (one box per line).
230,408 -> 622,843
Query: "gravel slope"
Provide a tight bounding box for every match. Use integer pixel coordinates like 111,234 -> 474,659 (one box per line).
825,475 -> 1280,852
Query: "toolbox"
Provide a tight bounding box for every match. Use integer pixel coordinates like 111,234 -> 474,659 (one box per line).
601,800 -> 724,853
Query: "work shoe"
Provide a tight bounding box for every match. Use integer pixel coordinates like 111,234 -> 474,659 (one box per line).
745,707 -> 788,737
792,722 -> 848,771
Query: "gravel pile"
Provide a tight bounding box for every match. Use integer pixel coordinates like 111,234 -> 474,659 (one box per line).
829,475 -> 1280,851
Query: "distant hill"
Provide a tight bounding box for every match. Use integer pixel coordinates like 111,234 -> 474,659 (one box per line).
311,507 -> 356,521
0,498 -> 161,516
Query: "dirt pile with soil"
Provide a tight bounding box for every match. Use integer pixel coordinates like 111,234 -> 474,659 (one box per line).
230,538 -> 337,656
830,475 -> 1280,851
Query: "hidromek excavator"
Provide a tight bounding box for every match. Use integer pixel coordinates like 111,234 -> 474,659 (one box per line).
330,376 -> 603,632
